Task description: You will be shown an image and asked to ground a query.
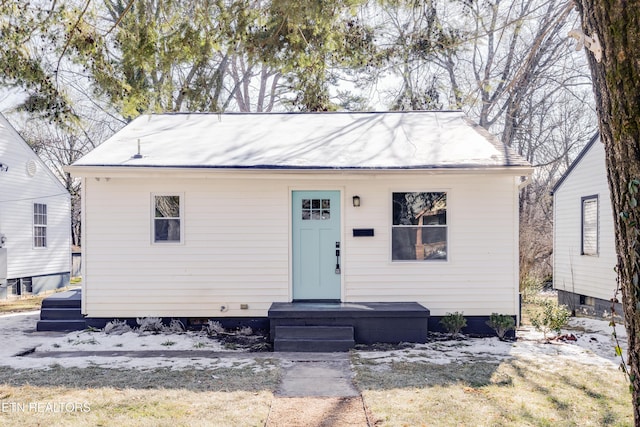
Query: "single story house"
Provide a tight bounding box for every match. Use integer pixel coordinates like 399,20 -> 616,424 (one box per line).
553,133 -> 622,317
66,111 -> 531,345
0,113 -> 71,298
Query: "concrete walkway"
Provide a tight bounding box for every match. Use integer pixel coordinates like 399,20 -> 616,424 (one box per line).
266,352 -> 370,427
275,352 -> 360,397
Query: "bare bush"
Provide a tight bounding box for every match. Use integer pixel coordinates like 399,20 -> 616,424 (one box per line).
103,319 -> 132,335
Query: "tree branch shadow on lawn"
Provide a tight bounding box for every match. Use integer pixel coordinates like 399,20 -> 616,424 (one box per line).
0,361 -> 281,393
351,355 -> 632,426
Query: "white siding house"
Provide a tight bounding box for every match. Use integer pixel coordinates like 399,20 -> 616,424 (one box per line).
0,113 -> 71,298
553,134 -> 620,316
67,112 -> 531,331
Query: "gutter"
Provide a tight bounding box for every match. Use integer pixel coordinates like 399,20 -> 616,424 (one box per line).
64,164 -> 534,177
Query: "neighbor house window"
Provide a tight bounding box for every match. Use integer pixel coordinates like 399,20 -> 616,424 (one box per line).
581,195 -> 598,256
392,192 -> 447,261
33,203 -> 47,248
9,278 -> 33,296
153,194 -> 182,243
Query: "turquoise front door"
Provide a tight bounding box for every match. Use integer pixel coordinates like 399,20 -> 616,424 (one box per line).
292,191 -> 341,301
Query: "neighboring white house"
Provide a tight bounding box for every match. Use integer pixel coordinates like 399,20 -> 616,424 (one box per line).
66,111 -> 531,331
553,134 -> 621,317
0,113 -> 71,298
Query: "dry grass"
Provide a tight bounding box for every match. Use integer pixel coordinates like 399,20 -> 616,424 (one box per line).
0,364 -> 279,426
353,357 -> 633,426
0,295 -> 46,314
0,286 -> 75,314
0,385 -> 272,427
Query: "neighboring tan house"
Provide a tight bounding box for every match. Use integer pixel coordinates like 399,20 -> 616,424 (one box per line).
553,133 -> 622,317
0,113 -> 71,298
65,111 -> 531,343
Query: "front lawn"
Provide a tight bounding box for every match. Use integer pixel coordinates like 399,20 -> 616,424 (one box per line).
0,295 -> 46,314
0,286 -> 75,314
354,356 -> 632,426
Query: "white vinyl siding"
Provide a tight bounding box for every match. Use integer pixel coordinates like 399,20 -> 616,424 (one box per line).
346,174 -> 518,316
0,114 -> 71,280
83,177 -> 289,317
554,139 -> 617,301
81,172 -> 521,318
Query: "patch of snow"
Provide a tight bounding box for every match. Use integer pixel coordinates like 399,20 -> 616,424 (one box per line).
0,311 -> 263,371
0,311 -> 629,372
36,330 -> 227,352
355,315 -> 628,370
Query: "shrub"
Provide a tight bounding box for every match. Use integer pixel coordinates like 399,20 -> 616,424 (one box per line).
164,319 -> 185,334
203,320 -> 225,336
486,313 -> 516,340
440,312 -> 467,335
520,274 -> 544,304
238,326 -> 253,336
104,319 -> 132,335
530,299 -> 571,339
136,317 -> 164,334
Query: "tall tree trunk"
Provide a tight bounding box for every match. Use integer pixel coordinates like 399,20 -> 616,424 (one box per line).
575,2 -> 640,423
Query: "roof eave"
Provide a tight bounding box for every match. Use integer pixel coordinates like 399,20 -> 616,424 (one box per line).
65,164 -> 533,177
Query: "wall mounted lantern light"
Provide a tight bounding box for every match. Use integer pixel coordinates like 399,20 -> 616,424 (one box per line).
0,163 -> 8,172
352,195 -> 361,207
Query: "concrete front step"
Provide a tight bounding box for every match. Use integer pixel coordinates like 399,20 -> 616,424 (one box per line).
36,319 -> 87,332
276,325 -> 354,340
274,326 -> 355,352
40,307 -> 83,320
274,339 -> 355,352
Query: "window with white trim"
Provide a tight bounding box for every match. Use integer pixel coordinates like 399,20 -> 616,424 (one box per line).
581,195 -> 598,256
153,194 -> 182,243
392,192 -> 447,261
33,203 -> 47,248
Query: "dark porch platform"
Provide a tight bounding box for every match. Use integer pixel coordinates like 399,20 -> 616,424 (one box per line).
268,302 -> 430,350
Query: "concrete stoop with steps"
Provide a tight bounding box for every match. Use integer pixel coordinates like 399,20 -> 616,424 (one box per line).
268,301 -> 430,352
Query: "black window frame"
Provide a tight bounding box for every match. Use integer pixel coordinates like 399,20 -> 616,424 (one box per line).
391,191 -> 448,262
